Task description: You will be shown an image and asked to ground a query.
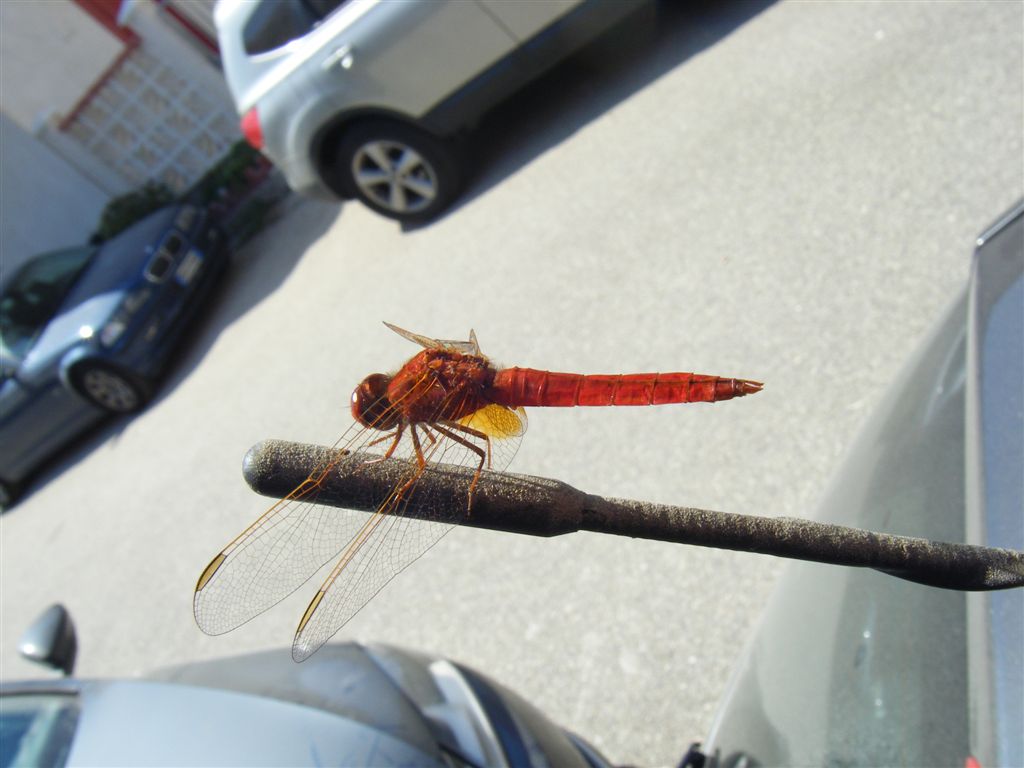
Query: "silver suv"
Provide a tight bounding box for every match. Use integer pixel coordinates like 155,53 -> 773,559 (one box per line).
214,0 -> 644,222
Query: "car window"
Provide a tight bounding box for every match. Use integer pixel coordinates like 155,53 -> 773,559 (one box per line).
243,0 -> 347,56
0,692 -> 79,768
0,247 -> 95,359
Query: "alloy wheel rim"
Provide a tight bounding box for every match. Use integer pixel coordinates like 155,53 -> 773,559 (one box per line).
82,369 -> 138,412
351,140 -> 438,214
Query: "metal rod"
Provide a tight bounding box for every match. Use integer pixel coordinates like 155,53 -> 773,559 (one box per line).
243,439 -> 1024,592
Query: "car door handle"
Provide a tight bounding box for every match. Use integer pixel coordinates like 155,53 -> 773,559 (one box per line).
322,45 -> 354,71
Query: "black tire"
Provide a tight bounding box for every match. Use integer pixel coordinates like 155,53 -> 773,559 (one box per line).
69,361 -> 148,414
337,120 -> 463,223
0,477 -> 19,509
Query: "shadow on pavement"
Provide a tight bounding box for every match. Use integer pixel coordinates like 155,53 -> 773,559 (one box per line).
407,0 -> 775,230
152,196 -> 342,404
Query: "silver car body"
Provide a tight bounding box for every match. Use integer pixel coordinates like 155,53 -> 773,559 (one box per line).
2,639 -> 612,767
214,0 -> 640,202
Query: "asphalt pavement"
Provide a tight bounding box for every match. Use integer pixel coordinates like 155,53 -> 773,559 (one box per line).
2,2 -> 1022,764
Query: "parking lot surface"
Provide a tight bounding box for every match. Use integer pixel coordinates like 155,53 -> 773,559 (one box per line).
2,2 -> 1021,764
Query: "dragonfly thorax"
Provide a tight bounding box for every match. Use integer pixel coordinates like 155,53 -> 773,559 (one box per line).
351,373 -> 400,430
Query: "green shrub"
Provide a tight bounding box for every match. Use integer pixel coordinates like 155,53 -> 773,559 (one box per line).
186,141 -> 267,206
92,142 -> 275,244
95,181 -> 175,241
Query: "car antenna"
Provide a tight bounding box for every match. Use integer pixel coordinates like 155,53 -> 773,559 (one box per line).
242,439 -> 1024,592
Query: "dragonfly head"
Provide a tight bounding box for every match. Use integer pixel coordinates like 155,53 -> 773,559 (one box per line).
351,373 -> 400,430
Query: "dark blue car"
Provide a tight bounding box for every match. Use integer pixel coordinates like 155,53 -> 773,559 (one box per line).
0,204 -> 227,506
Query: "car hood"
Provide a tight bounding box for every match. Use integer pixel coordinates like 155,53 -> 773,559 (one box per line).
21,208 -> 180,373
149,643 -> 446,761
65,208 -> 177,303
62,679 -> 441,767
21,292 -> 121,375
5,641 -> 607,768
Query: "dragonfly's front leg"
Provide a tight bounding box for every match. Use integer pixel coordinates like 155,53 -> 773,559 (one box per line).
386,425 -> 431,506
361,424 -> 406,466
410,424 -> 427,469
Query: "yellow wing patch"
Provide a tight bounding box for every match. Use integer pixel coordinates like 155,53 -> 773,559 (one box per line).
459,404 -> 527,439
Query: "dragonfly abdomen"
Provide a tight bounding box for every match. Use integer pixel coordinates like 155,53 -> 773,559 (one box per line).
489,368 -> 762,407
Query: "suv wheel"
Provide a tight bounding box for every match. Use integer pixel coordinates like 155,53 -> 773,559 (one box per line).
69,361 -> 148,414
337,121 -> 462,223
0,477 -> 19,509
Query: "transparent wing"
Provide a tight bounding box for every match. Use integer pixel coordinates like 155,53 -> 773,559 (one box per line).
383,321 -> 481,355
290,400 -> 526,661
193,417 -> 408,636
194,374 -> 526,658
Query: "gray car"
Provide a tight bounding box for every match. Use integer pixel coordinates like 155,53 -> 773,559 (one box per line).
691,201 -> 1024,767
214,0 -> 645,222
2,605 -> 612,767
0,205 -> 227,507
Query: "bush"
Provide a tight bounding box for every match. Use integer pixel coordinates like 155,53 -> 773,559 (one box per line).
95,181 -> 175,241
186,141 -> 268,206
92,143 -> 276,244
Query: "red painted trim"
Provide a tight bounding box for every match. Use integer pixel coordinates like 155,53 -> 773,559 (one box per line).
156,1 -> 220,56
72,0 -> 140,46
61,0 -> 219,134
58,40 -> 139,132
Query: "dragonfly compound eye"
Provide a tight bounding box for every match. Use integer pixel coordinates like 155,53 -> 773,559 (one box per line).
351,373 -> 399,430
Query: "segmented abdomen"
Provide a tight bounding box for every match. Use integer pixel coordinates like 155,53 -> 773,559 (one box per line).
487,368 -> 762,407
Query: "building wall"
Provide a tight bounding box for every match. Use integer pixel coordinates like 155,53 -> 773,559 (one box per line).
0,0 -> 240,274
52,1 -> 239,195
0,0 -> 123,134
1,111 -> 109,279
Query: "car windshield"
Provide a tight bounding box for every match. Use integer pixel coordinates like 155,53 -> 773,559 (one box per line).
0,692 -> 79,768
0,246 -> 95,359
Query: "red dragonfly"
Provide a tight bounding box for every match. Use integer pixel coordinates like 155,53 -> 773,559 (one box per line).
194,323 -> 762,660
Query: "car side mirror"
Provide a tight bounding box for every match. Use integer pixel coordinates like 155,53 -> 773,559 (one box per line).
19,604 -> 78,676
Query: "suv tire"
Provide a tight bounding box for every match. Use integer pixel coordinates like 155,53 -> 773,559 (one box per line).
337,120 -> 462,223
0,476 -> 19,509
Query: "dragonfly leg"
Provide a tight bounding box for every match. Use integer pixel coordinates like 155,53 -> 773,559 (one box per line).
438,421 -> 492,468
433,421 -> 489,511
365,432 -> 396,450
417,425 -> 447,460
389,427 -> 432,507
361,424 -> 405,467
410,425 -> 428,470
